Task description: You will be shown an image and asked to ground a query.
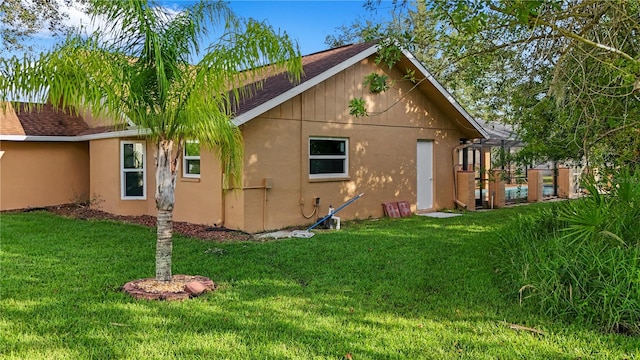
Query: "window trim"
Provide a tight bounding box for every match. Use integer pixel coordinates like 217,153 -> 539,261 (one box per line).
309,137 -> 349,179
120,140 -> 147,200
182,140 -> 201,179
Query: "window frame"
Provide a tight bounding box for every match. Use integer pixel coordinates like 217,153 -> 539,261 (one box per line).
182,140 -> 201,179
308,137 -> 349,179
120,140 -> 147,200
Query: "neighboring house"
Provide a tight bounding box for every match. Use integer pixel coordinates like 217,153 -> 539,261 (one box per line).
0,42 -> 488,232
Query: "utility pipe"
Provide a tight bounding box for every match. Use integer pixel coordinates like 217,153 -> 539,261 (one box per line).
306,193 -> 364,231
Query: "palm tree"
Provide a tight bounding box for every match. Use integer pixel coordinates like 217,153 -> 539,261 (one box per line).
1,0 -> 302,282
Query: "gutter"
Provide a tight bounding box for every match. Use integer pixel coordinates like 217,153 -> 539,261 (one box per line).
0,128 -> 151,142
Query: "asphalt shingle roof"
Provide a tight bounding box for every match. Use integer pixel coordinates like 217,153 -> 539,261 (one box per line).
1,103 -> 90,136
233,41 -> 377,117
2,41 -> 487,140
1,42 -> 378,138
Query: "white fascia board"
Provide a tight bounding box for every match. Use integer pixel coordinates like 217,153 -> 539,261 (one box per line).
82,128 -> 151,140
0,135 -> 28,141
402,49 -> 490,140
0,128 -> 151,142
232,45 -> 380,126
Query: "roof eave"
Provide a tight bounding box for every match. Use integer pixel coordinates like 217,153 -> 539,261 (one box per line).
0,128 -> 150,142
232,44 -> 380,126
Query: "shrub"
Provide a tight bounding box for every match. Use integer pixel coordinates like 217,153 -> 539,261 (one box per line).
495,167 -> 640,335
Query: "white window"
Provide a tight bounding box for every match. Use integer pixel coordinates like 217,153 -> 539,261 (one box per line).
183,140 -> 201,178
309,137 -> 348,179
120,141 -> 146,199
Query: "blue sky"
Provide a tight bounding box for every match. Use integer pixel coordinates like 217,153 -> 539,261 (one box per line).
5,0 -> 392,101
196,0 -> 391,55
19,0 -> 392,57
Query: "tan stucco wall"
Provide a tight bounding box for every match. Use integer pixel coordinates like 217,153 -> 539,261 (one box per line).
89,137 -> 151,216
86,55 -> 474,233
527,169 -> 544,203
89,138 -> 224,226
224,189 -> 246,230
236,55 -> 466,232
173,150 -> 224,226
0,141 -> 89,210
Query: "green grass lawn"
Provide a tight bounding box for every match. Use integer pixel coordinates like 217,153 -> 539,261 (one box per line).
1,206 -> 638,359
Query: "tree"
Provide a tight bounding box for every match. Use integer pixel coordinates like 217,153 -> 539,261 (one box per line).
0,0 -> 87,52
0,0 -> 302,282
333,0 -> 640,170
327,1 -> 522,122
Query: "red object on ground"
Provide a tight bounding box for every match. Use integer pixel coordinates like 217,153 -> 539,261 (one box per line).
383,202 -> 401,218
397,201 -> 412,217
184,281 -> 207,296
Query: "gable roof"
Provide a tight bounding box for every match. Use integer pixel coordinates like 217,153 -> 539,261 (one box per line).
232,41 -> 489,139
399,51 -> 489,139
1,42 -> 488,141
232,41 -> 378,125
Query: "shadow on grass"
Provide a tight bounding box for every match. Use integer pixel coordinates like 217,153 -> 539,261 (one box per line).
1,210 -> 636,359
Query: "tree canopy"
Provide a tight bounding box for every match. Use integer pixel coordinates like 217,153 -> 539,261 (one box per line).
0,0 -> 87,52
331,0 -> 640,170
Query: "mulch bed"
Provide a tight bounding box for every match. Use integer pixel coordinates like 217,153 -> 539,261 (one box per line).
122,274 -> 216,301
22,203 -> 254,242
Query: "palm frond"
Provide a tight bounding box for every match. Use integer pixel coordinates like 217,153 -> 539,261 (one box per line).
198,17 -> 302,107
5,0 -> 303,187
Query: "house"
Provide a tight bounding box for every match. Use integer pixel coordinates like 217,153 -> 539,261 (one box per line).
0,42 -> 488,232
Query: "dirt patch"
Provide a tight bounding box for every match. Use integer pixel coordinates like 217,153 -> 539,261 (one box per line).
32,203 -> 253,242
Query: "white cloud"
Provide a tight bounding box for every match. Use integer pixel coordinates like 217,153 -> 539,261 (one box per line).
34,0 -> 182,43
26,0 -> 92,39
61,1 -> 96,35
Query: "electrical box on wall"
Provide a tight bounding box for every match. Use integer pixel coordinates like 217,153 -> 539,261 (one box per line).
264,177 -> 273,189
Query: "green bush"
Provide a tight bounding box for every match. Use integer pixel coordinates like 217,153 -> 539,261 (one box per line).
495,168 -> 640,335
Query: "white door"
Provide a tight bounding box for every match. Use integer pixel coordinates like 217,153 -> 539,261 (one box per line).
417,140 -> 434,210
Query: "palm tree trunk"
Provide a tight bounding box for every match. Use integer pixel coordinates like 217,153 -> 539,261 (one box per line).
156,209 -> 173,281
155,139 -> 178,282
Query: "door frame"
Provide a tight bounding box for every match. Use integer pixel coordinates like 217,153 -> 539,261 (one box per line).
416,140 -> 434,211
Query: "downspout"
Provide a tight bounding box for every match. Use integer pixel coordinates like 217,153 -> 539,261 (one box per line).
220,170 -> 226,227
479,139 -> 484,207
452,142 -> 474,209
299,98 -> 305,217
298,97 -> 318,220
